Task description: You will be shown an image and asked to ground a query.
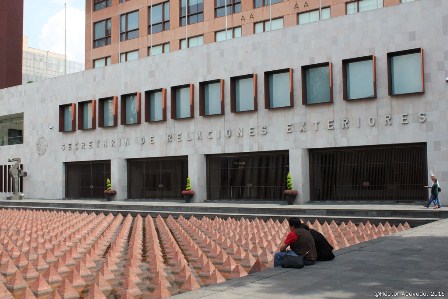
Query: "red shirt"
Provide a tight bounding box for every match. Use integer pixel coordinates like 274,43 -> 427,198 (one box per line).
284,231 -> 298,245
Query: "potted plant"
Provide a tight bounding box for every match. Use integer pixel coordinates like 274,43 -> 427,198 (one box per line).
283,172 -> 298,205
181,177 -> 195,203
104,178 -> 116,201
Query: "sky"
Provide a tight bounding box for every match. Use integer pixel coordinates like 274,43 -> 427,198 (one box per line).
24,0 -> 85,63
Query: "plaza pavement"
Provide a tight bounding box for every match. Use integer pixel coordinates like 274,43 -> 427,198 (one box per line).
173,218 -> 448,299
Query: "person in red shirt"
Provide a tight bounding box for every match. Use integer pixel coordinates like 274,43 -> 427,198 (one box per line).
274,217 -> 317,267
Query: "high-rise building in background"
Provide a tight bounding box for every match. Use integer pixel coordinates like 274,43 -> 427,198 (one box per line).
22,36 -> 84,84
0,0 -> 24,89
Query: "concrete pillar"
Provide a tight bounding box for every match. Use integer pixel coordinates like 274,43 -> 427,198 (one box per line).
289,148 -> 310,204
188,154 -> 207,203
111,158 -> 127,201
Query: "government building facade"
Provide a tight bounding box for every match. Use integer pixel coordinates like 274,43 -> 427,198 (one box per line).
0,0 -> 447,204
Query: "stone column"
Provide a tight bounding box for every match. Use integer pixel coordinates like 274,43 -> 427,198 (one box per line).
289,148 -> 310,204
188,154 -> 207,203
111,158 -> 127,201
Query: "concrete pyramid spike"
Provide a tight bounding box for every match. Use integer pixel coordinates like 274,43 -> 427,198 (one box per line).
85,282 -> 107,299
75,261 -> 93,278
149,281 -> 171,299
1,258 -> 19,276
29,273 -> 53,296
198,260 -> 216,277
98,265 -> 115,281
67,268 -> 86,288
0,272 -> 6,283
180,274 -> 201,292
0,250 -> 11,264
240,251 -> 256,269
119,278 -> 142,297
5,270 -> 27,291
57,279 -> 79,299
258,248 -> 274,263
93,273 -> 112,292
120,290 -> 138,299
43,250 -> 57,264
0,282 -> 14,299
81,254 -> 96,270
20,261 -> 39,280
250,244 -> 263,257
203,269 -> 226,286
15,252 -> 29,269
221,255 -> 237,272
403,222 -> 411,229
55,259 -> 70,275
18,287 -> 36,299
35,255 -> 49,271
249,258 -> 268,274
42,265 -> 62,284
214,247 -> 228,265
123,266 -> 142,284
232,246 -> 246,260
174,264 -> 191,283
51,289 -> 63,299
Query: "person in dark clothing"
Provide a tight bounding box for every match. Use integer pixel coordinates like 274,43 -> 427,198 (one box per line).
308,228 -> 335,261
274,217 -> 317,267
424,175 -> 441,209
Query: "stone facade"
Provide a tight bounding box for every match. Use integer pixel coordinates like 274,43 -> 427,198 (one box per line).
0,0 -> 447,203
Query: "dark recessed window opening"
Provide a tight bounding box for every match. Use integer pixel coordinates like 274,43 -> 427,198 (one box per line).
98,97 -> 118,128
145,89 -> 167,122
148,2 -> 170,34
230,74 -> 257,113
199,80 -> 224,116
265,69 -> 293,109
120,10 -> 139,41
171,84 -> 194,119
78,100 -> 96,130
59,103 -> 76,132
387,48 -> 424,96
121,93 -> 141,125
94,19 -> 111,48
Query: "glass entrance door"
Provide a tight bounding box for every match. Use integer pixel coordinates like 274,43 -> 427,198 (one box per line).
207,151 -> 289,201
128,157 -> 187,199
65,161 -> 111,199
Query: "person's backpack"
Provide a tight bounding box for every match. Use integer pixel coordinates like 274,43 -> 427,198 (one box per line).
281,255 -> 304,269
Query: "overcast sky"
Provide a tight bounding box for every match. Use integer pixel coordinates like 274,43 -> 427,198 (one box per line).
24,0 -> 85,63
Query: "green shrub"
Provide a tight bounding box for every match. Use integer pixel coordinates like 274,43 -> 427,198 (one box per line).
186,177 -> 192,191
286,172 -> 293,190
106,178 -> 112,191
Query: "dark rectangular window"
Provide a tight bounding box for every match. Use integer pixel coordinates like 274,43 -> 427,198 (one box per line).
145,89 -> 166,122
78,100 -> 96,130
265,69 -> 293,109
230,74 -> 257,113
180,0 -> 203,26
0,113 -> 23,146
120,10 -> 139,41
98,97 -> 118,128
387,48 -> 424,96
59,104 -> 76,132
343,55 -> 376,100
215,0 -> 241,17
199,80 -> 224,116
301,62 -> 333,105
254,0 -> 283,8
94,0 -> 112,11
149,2 -> 170,34
171,84 -> 194,119
94,19 -> 111,48
121,93 -> 141,125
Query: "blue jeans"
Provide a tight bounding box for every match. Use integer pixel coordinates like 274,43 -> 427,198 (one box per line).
425,195 -> 441,207
274,251 -> 316,267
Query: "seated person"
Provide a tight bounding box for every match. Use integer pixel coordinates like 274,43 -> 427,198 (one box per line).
274,217 -> 317,267
308,228 -> 335,261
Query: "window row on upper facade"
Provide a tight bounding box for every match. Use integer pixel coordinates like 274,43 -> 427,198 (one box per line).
61,48 -> 424,132
93,0 -> 416,49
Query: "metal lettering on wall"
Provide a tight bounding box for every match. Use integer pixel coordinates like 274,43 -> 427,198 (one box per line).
60,113 -> 427,151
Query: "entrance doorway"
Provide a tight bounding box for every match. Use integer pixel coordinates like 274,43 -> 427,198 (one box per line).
128,156 -> 187,199
207,151 -> 289,201
65,161 -> 111,199
309,143 -> 427,201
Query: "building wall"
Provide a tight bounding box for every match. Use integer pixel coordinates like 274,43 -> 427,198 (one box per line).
85,0 -> 402,69
0,0 -> 447,203
0,0 -> 23,89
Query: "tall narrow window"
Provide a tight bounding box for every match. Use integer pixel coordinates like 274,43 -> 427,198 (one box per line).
298,8 -> 331,25
121,93 -> 141,125
171,84 -> 194,119
98,97 -> 118,128
301,63 -> 333,105
78,100 -> 96,130
265,69 -> 293,109
145,89 -> 166,122
387,48 -> 424,96
148,2 -> 170,34
343,56 -> 376,100
180,0 -> 204,26
200,80 -> 224,116
94,0 -> 112,11
215,0 -> 241,17
231,74 -> 257,113
59,104 -> 76,132
120,11 -> 139,41
94,19 -> 111,48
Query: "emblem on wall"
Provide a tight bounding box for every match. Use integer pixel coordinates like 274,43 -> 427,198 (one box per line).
36,137 -> 48,156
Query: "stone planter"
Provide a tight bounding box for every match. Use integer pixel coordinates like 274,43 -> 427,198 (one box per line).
104,190 -> 116,202
283,190 -> 298,205
182,193 -> 194,203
